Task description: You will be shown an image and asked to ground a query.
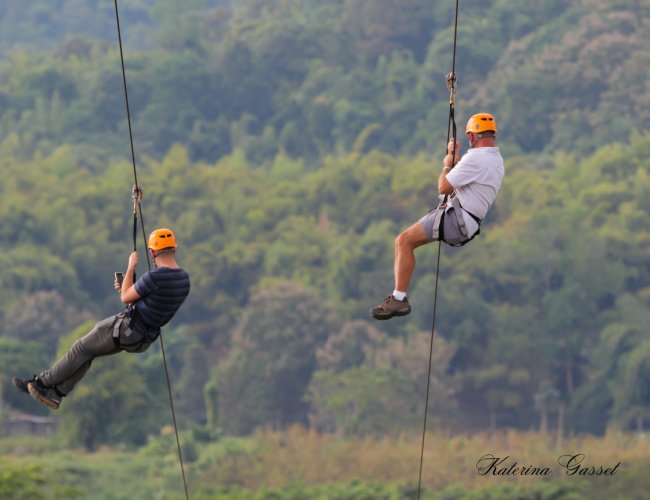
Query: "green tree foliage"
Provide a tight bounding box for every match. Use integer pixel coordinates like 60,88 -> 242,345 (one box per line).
1,0 -> 646,163
164,328 -> 211,425
315,320 -> 385,372
193,478 -> 584,500
204,366 -> 220,431
0,338 -> 50,414
572,294 -> 650,433
2,132 -> 650,442
308,323 -> 458,435
478,2 -> 650,155
217,281 -> 338,434
0,460 -> 81,499
1,0 -> 650,447
307,365 -> 417,436
0,1 -> 154,56
4,291 -> 93,356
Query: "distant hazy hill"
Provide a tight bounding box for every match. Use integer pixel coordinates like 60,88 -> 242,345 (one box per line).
0,0 -> 647,161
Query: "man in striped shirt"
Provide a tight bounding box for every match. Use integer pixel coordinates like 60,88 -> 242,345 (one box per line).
12,228 -> 190,410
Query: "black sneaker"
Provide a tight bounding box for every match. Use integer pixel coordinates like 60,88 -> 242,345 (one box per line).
12,376 -> 36,395
370,295 -> 411,320
28,379 -> 62,410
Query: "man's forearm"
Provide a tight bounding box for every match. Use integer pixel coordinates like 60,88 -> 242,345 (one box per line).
438,166 -> 453,195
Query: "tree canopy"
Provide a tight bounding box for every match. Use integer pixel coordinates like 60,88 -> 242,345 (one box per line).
1,0 -> 650,452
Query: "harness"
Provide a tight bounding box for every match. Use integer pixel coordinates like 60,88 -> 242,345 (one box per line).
431,194 -> 482,247
110,309 -> 156,352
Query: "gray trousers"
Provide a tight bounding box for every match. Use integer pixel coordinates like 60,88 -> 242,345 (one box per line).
39,314 -> 149,395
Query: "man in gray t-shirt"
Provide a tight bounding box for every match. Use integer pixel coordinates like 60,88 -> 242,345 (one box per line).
371,113 -> 505,320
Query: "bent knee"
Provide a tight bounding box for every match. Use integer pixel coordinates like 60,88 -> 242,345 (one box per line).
396,224 -> 429,249
396,229 -> 416,248
395,231 -> 408,248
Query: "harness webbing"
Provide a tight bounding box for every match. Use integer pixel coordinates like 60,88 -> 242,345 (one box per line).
112,2 -> 190,498
416,0 -> 460,498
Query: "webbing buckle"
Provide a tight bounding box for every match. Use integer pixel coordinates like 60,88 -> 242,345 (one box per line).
131,183 -> 143,214
446,72 -> 458,104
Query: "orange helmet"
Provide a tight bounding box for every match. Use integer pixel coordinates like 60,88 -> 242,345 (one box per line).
466,113 -> 497,135
148,228 -> 177,251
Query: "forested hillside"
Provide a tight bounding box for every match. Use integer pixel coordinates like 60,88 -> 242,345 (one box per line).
3,131 -> 650,438
0,0 -> 648,164
1,0 -> 650,497
0,0 -> 228,54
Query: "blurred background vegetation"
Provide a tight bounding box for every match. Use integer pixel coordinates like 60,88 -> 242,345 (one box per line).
1,0 -> 649,498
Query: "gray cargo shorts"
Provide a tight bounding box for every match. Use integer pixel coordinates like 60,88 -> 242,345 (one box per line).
419,206 -> 468,245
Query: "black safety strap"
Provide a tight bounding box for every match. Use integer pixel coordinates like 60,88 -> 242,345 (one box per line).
445,71 -> 459,175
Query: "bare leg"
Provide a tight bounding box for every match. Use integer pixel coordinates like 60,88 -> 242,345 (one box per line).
394,222 -> 431,292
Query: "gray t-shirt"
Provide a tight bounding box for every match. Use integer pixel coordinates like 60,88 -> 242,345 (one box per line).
446,146 -> 505,235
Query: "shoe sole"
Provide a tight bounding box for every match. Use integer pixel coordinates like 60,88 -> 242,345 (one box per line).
370,309 -> 411,320
27,383 -> 60,410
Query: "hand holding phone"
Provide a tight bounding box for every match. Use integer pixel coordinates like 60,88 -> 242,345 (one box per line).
114,272 -> 124,291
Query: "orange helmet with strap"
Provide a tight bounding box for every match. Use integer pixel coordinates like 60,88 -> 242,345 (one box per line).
148,228 -> 177,251
466,113 -> 497,135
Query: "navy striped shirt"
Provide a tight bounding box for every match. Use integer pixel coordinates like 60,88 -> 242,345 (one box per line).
128,267 -> 190,337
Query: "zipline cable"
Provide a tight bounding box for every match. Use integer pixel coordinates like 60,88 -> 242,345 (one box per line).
112,0 -> 148,260
112,1 -> 190,498
416,0 -> 460,498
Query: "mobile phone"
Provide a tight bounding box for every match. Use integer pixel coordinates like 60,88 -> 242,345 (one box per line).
114,272 -> 124,286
